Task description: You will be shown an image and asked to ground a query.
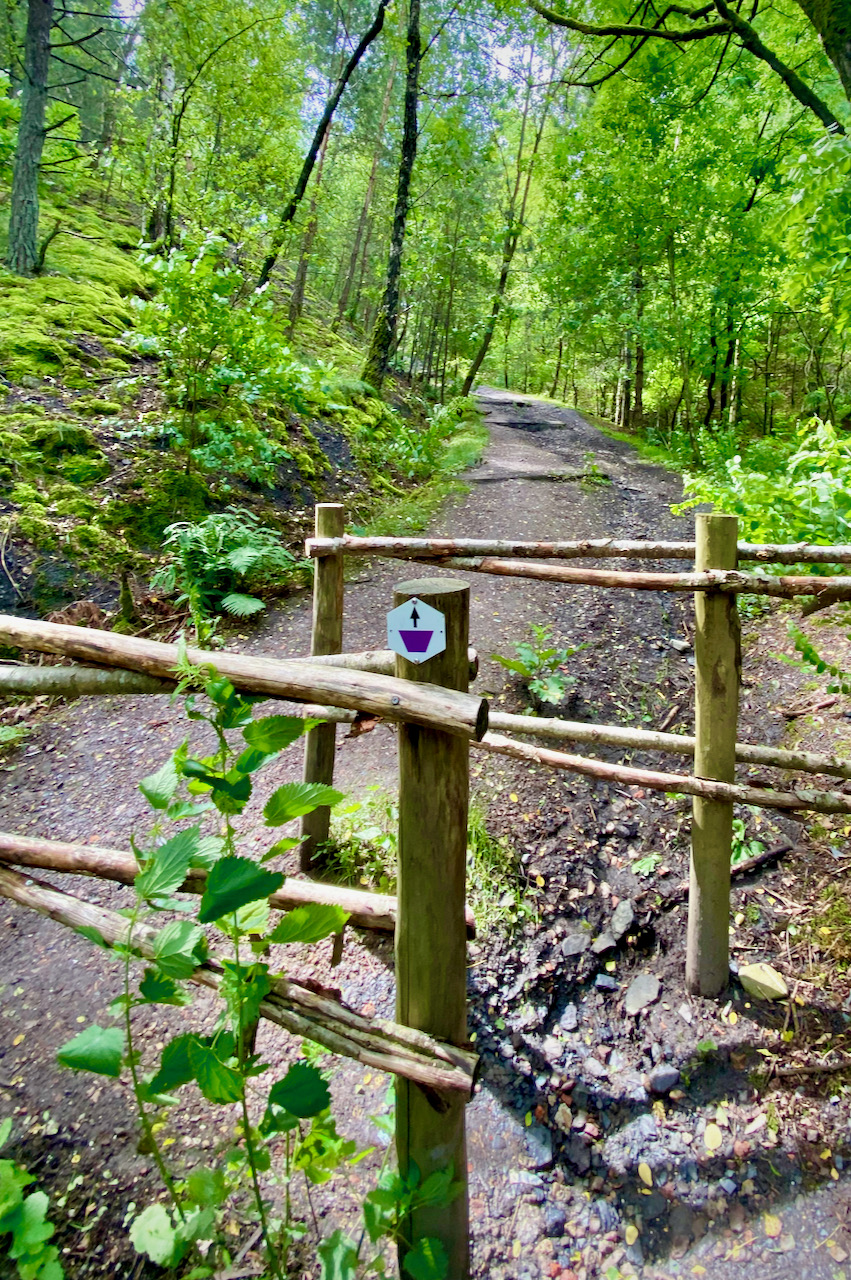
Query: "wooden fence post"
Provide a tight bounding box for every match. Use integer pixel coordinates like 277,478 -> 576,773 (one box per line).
394,577 -> 470,1279
300,504 -> 345,874
686,513 -> 740,996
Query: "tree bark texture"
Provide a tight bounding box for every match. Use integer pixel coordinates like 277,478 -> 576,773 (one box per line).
362,0 -> 420,391
6,0 -> 53,275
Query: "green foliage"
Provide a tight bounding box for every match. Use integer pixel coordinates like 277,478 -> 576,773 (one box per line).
676,417 -> 851,549
0,1120 -> 64,1280
493,623 -> 585,708
466,805 -> 535,931
151,506 -> 310,637
56,1025 -> 124,1078
132,239 -> 329,481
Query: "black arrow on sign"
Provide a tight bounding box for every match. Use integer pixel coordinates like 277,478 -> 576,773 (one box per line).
410,605 -> 420,627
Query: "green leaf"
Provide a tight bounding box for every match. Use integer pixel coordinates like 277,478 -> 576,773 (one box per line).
219,960 -> 271,1029
261,836 -> 300,862
135,827 -> 200,900
187,1039 -> 242,1104
221,592 -> 265,617
152,921 -> 206,978
73,924 -> 110,949
192,834 -> 225,869
129,1203 -> 182,1268
0,1118 -> 11,1147
186,1166 -> 227,1209
264,782 -> 344,825
268,904 -> 348,946
197,856 -> 283,924
138,967 -> 189,1006
269,1061 -> 330,1118
318,1228 -> 359,1280
56,1025 -> 123,1078
7,1191 -> 54,1259
243,714 -> 310,754
147,1034 -> 197,1096
139,753 -> 181,810
403,1237 -> 449,1280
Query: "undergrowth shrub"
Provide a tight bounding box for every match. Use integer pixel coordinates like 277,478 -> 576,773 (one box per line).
131,238 -> 329,482
675,416 -> 851,551
151,506 -> 310,639
53,673 -> 458,1279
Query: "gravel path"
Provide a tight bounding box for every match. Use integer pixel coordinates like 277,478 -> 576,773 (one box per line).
0,387 -> 847,1279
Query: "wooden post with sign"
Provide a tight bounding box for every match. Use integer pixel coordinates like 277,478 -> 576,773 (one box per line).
300,504 -> 345,873
686,513 -> 741,996
393,577 -> 470,1279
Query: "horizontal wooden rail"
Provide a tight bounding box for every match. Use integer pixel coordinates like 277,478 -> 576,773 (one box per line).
487,711 -> 851,781
0,616 -> 489,741
0,649 -> 479,699
0,866 -> 476,1094
308,535 -> 697,560
308,535 -> 851,567
0,831 -> 392,932
0,831 -> 477,936
478,733 -> 851,815
404,559 -> 851,600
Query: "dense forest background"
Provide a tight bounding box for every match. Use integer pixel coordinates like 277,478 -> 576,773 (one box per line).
1,0 -> 850,615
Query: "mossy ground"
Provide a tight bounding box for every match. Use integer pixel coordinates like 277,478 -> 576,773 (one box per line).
0,190 -> 487,618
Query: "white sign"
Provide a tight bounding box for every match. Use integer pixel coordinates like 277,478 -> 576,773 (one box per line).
386,597 -> 447,665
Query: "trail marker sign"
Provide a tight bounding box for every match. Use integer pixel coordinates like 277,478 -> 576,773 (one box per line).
387,597 -> 446,665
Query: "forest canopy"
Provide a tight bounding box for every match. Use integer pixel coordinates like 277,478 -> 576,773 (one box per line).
1,0 -> 850,473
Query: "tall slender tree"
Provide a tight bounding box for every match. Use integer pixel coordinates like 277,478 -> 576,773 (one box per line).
362,0 -> 421,391
6,0 -> 53,275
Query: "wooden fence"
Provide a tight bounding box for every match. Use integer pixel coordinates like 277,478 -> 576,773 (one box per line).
1,503 -> 850,1275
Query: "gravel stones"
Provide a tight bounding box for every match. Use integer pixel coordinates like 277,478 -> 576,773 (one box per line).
624,972 -> 661,1014
561,932 -> 590,958
611,898 -> 635,940
525,1122 -> 554,1170
559,1003 -> 579,1032
648,1064 -> 681,1094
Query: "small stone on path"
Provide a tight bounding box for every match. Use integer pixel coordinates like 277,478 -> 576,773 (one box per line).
562,933 -> 589,958
611,899 -> 635,940
625,973 -> 660,1015
648,1064 -> 680,1094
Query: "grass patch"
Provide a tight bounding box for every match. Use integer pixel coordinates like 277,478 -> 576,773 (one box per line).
321,789 -> 532,935
360,419 -> 488,537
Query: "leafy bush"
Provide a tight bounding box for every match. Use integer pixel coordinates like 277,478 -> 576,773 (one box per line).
54,675 -> 457,1278
0,1119 -> 64,1279
152,506 -> 310,637
132,238 -> 329,482
676,416 -> 851,552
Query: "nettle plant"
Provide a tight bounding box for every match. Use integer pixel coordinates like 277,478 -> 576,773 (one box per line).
493,623 -> 585,708
55,674 -> 456,1279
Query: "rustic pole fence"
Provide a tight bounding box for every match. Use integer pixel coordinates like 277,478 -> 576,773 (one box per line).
393,578 -> 471,1280
686,514 -> 741,996
301,503 -> 345,873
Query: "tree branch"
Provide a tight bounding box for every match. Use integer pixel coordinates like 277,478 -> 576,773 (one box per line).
256,0 -> 390,289
528,1 -> 728,42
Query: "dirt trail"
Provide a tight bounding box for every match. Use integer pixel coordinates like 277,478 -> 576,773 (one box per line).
0,388 -> 847,1280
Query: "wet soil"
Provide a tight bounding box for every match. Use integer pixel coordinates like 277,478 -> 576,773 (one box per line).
1,388 -> 851,1279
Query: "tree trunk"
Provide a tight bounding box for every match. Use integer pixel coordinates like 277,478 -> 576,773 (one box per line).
362,0 -> 421,392
289,125 -> 331,331
6,0 -> 53,276
144,57 -> 175,244
334,63 -> 395,331
550,336 -> 564,399
793,0 -> 851,101
256,0 -> 389,290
